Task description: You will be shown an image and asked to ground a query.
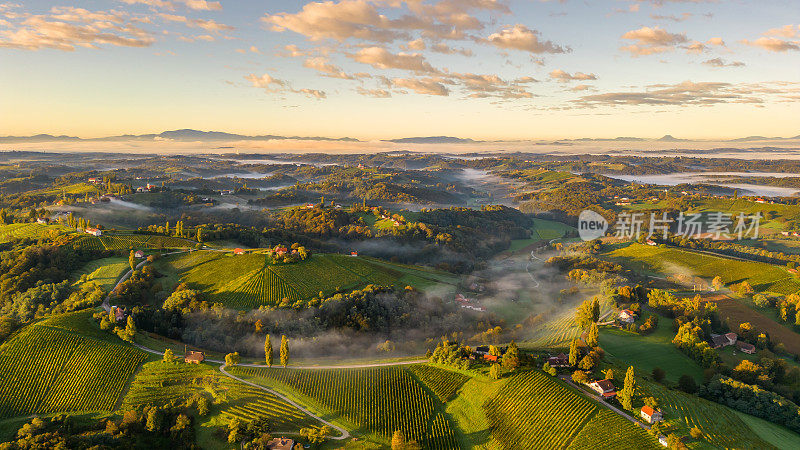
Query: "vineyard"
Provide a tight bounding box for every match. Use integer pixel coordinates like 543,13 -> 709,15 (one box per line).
643,382 -> 790,449
406,365 -> 469,402
567,409 -> 658,449
231,366 -> 459,449
0,315 -> 146,419
0,223 -> 71,243
71,256 -> 129,291
123,361 -> 320,431
483,371 -> 657,449
71,233 -> 196,252
158,251 -> 405,309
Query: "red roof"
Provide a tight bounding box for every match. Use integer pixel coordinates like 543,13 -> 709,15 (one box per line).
641,405 -> 655,416
593,379 -> 615,392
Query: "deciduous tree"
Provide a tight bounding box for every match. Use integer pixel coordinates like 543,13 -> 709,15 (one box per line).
280,335 -> 289,367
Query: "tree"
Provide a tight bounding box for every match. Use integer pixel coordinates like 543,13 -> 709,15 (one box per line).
123,316 -> 136,342
575,300 -> 594,329
569,339 -> 579,366
502,340 -> 520,371
129,250 -> 137,271
280,335 -> 289,367
678,374 -> 697,393
667,433 -> 687,450
163,348 -> 174,363
225,352 -> 240,367
586,322 -> 599,347
391,430 -> 407,450
571,370 -> 588,384
712,276 -> 724,291
652,367 -> 666,383
145,407 -> 161,432
604,369 -> 614,380
591,297 -> 600,323
690,427 -> 702,439
542,362 -> 557,376
265,334 -> 273,367
301,426 -> 332,446
489,363 -> 502,380
619,366 -> 636,411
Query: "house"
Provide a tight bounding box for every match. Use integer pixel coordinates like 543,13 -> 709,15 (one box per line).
136,187 -> 147,193
233,248 -> 245,255
113,306 -> 126,322
275,247 -> 288,256
588,379 -> 616,399
474,345 -> 489,355
658,435 -> 669,447
88,177 -> 101,184
737,341 -> 757,354
782,231 -> 791,236
134,250 -> 145,258
547,353 -> 570,368
350,251 -> 358,257
85,227 -> 102,236
646,239 -> 657,246
184,351 -> 205,364
266,437 -> 295,450
483,354 -> 498,362
710,333 -> 737,349
146,183 -> 157,191
305,203 -> 315,209
36,218 -> 48,225
640,405 -> 663,424
618,309 -> 637,324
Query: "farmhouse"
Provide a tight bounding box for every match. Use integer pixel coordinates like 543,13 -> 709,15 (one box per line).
36,218 -> 48,224
266,437 -> 295,450
737,341 -> 757,354
710,332 -> 738,349
113,306 -> 126,322
658,435 -> 669,447
547,353 -> 570,368
587,379 -> 616,399
134,250 -> 145,259
184,351 -> 205,364
646,239 -> 657,246
88,177 -> 101,184
618,309 -> 637,324
85,227 -> 102,237
640,405 -> 663,424
350,251 -> 358,257
234,248 -> 246,255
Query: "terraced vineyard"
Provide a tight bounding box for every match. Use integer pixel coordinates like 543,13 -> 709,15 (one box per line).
71,233 -> 195,252
124,361 -> 319,431
644,382 -> 788,449
406,365 -> 469,402
231,366 -> 459,449
0,314 -> 146,419
0,223 -> 71,243
159,251 -> 405,309
567,409 -> 657,449
483,371 -> 657,450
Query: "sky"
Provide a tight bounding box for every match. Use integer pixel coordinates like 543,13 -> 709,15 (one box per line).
0,0 -> 798,141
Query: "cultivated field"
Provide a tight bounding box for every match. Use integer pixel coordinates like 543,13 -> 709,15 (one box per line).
483,370 -> 658,449
711,295 -> 800,355
72,233 -> 196,251
0,312 -> 146,419
231,365 -> 460,449
157,251 -> 406,309
604,243 -> 800,295
71,256 -> 129,291
0,223 -> 71,243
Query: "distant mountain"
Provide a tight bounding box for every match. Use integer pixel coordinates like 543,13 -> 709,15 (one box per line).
383,136 -> 478,144
0,129 -> 359,143
657,135 -> 688,142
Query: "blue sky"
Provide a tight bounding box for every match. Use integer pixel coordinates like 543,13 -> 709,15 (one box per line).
1,0 -> 798,140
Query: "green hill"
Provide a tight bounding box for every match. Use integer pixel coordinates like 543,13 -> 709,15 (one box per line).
0,311 -> 146,419
156,251 -> 412,309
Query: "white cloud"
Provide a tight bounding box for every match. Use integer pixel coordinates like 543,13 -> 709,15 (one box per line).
620,26 -> 689,55
486,24 -> 567,53
350,46 -> 439,73
549,69 -> 597,82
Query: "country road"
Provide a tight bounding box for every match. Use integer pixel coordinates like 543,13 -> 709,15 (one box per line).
558,375 -> 651,432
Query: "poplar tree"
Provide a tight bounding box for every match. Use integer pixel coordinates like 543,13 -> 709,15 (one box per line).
265,334 -> 273,367
280,335 -> 289,367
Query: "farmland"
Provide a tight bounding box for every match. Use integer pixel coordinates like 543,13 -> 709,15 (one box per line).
0,223 -> 72,243
483,370 -> 658,449
123,361 -> 321,431
230,365 -> 460,449
711,295 -> 800,355
0,312 -> 146,419
603,242 -> 800,295
599,325 -> 705,383
71,256 -> 129,291
72,233 -> 196,251
155,251 -> 414,309
643,381 -> 799,449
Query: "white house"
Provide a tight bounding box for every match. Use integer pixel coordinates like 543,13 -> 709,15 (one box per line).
85,227 -> 102,237
618,309 -> 636,324
640,405 -> 663,424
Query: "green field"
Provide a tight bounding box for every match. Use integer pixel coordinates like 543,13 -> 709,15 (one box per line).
123,361 -> 321,432
71,256 -> 129,291
231,365 -> 460,449
72,233 -> 196,251
599,325 -> 705,383
483,370 -> 658,449
643,381 -> 800,449
0,311 -> 146,419
0,223 -> 72,243
604,242 -> 800,295
156,251 -> 421,309
507,218 -> 574,252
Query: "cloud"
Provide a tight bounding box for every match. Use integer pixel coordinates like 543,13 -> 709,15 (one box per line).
430,42 -> 473,56
0,7 -> 155,51
245,72 -> 326,99
450,72 -> 534,99
741,36 -> 799,52
486,24 -> 567,53
350,46 -> 439,73
650,13 -> 692,22
685,37 -> 725,54
356,86 -> 391,97
392,77 -> 449,95
701,57 -> 745,67
263,0 -> 401,42
765,24 -> 800,39
570,84 -> 593,91
620,26 -> 689,55
549,69 -> 597,82
182,0 -> 222,11
405,38 -> 425,50
304,56 -> 355,79
295,88 -> 326,99
574,80 -> 765,107
119,0 -> 221,11
159,14 -> 233,33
